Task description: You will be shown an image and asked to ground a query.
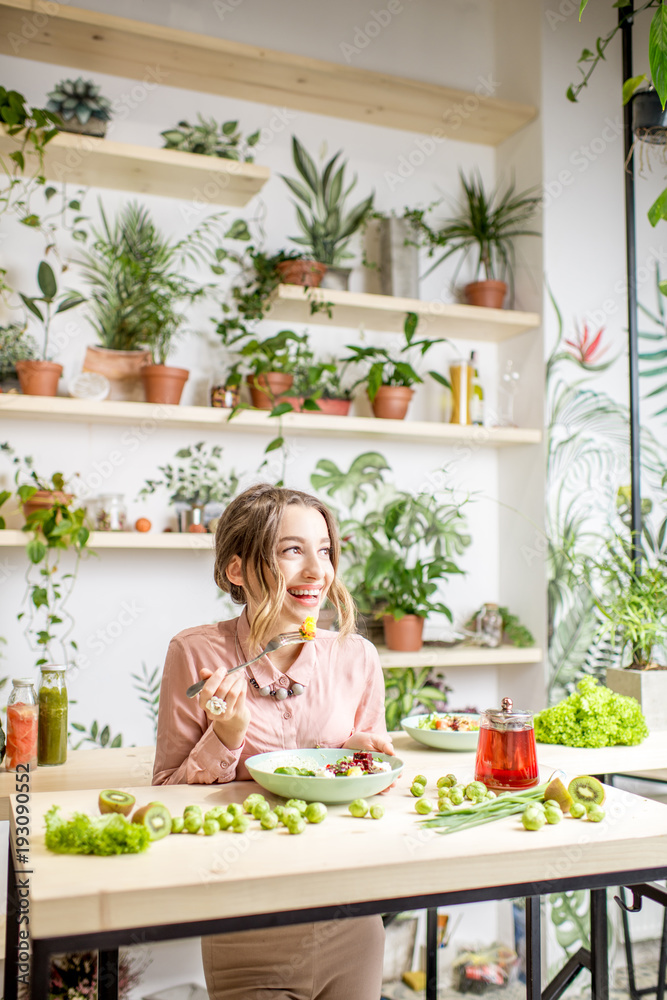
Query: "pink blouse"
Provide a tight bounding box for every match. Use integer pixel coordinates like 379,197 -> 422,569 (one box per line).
152,611 -> 387,785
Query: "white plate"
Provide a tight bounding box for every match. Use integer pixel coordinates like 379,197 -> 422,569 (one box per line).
401,713 -> 481,751
246,748 -> 404,803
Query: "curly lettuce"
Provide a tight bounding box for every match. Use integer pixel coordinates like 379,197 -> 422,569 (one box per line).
534,676 -> 649,748
44,806 -> 150,855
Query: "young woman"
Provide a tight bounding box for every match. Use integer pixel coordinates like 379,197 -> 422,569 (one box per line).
153,482 -> 393,1000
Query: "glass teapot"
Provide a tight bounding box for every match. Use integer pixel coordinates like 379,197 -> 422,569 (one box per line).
474,696 -> 539,792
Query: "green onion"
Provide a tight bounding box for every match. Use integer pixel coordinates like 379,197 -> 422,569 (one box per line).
421,783 -> 547,834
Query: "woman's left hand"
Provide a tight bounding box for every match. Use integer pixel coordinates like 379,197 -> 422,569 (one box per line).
342,731 -> 395,756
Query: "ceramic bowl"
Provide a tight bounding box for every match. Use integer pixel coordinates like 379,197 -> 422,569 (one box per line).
245,748 -> 404,803
401,714 -> 481,751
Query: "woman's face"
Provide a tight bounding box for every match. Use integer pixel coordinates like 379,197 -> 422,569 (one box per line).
274,504 -> 334,629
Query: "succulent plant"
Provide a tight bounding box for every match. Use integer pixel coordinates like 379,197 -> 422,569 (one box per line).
161,115 -> 260,161
46,77 -> 112,126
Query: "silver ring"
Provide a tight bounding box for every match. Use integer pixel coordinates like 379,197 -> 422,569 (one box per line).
206,696 -> 227,716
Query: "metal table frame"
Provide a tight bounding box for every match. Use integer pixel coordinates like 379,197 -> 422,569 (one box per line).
6,841 -> 667,1000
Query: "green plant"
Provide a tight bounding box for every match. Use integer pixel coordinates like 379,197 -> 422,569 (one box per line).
291,359 -> 354,402
534,676 -> 648,747
161,114 -> 260,161
46,77 -> 112,127
592,539 -> 667,668
19,260 -> 85,360
138,442 -> 240,507
69,718 -> 123,750
3,448 -> 91,669
0,86 -> 59,224
384,667 -> 451,732
131,662 -> 161,739
281,135 -> 374,265
0,322 -> 37,380
79,201 -> 249,358
343,312 -> 450,401
405,172 -> 540,303
466,605 -> 535,647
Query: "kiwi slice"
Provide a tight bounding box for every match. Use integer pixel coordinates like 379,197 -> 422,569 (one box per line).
132,801 -> 172,841
99,789 -> 136,816
568,775 -> 606,807
544,776 -> 574,814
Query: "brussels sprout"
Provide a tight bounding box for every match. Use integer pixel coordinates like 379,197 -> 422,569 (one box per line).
305,802 -> 327,824
231,814 -> 251,833
544,806 -> 563,825
203,818 -> 219,836
261,811 -> 279,830
586,804 -> 605,823
349,799 -> 369,818
522,806 -> 546,831
285,799 -> 308,815
415,798 -> 434,815
370,804 -> 384,820
410,783 -> 426,798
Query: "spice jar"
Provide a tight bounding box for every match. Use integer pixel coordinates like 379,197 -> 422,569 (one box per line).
477,603 -> 503,647
6,678 -> 38,771
449,358 -> 473,425
474,697 -> 538,792
38,665 -> 68,766
95,493 -> 127,531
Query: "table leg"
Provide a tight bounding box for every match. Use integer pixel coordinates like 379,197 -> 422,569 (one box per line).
30,938 -> 52,999
98,947 -> 120,1000
526,896 -> 542,1000
4,840 -> 19,1000
656,899 -> 667,1000
590,888 -> 609,1000
426,907 -> 438,1000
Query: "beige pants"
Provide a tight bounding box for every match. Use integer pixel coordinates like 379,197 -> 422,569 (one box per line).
201,915 -> 385,1000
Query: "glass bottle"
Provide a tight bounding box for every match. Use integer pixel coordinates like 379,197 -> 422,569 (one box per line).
474,697 -> 539,792
469,351 -> 485,426
449,358 -> 473,425
95,493 -> 127,531
6,678 -> 38,771
38,666 -> 68,766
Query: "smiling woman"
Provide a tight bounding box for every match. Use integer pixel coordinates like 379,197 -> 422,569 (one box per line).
152,482 -> 393,1000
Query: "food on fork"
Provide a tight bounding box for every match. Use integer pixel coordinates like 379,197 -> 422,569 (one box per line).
299,616 -> 317,640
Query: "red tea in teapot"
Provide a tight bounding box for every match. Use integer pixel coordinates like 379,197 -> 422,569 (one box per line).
474,697 -> 539,792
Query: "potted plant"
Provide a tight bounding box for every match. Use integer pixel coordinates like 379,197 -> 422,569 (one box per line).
240,328 -> 312,409
0,323 -> 38,392
405,171 -> 540,308
343,312 -> 449,419
15,261 -> 85,396
280,135 -> 374,290
594,540 -> 667,730
384,667 -> 451,732
286,360 -> 354,416
78,202 -> 245,402
45,77 -> 112,137
138,442 -> 240,531
0,87 -> 60,228
161,114 -> 261,160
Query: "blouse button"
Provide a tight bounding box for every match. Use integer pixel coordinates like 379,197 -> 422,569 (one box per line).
283,711 -> 291,719
279,677 -> 289,687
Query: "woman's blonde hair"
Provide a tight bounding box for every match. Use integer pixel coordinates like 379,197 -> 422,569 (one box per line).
214,483 -> 356,648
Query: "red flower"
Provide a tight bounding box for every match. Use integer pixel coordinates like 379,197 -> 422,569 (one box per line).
565,323 -> 607,365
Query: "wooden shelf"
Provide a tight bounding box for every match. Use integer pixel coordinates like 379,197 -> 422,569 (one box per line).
0,1 -> 537,146
0,529 -> 213,550
269,285 -> 540,341
0,395 -> 542,446
0,127 -> 269,207
377,645 -> 542,668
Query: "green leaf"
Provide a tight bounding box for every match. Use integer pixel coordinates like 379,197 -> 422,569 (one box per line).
44,186 -> 57,201
31,586 -> 48,608
26,539 -> 46,564
579,0 -> 589,19
19,293 -> 44,323
91,720 -> 98,740
37,260 -> 57,300
268,402 -> 294,417
648,186 -> 667,227
650,3 -> 667,109
224,219 -> 251,241
429,370 -> 451,388
9,150 -> 24,171
566,85 -> 578,104
20,214 -> 40,228
264,436 -> 284,453
622,74 -> 648,105
404,311 -> 418,341
55,294 -> 85,314
111,734 -> 123,748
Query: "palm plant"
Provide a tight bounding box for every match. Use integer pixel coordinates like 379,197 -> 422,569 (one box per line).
281,136 -> 374,265
406,171 -> 540,302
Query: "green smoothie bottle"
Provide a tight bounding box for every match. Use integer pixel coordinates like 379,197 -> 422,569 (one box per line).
38,665 -> 68,766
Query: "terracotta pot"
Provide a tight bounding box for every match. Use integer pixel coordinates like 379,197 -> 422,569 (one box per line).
464,280 -> 507,309
382,614 -> 425,652
15,360 -> 63,397
247,372 -> 294,409
281,396 -> 351,416
82,345 -> 151,401
370,385 -> 414,420
275,259 -> 327,287
22,490 -> 73,521
141,364 -> 189,405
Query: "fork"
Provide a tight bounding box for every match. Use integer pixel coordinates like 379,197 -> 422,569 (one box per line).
185,630 -> 307,699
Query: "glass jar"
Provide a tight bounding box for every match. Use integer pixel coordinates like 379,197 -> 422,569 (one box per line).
477,603 -> 503,647
95,493 -> 127,531
38,666 -> 68,766
449,358 -> 473,425
474,697 -> 539,792
6,678 -> 38,771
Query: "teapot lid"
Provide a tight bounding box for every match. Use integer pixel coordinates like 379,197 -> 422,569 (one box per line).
483,696 -> 534,729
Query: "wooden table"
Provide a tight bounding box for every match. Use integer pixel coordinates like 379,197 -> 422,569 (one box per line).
5,743 -> 667,1000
